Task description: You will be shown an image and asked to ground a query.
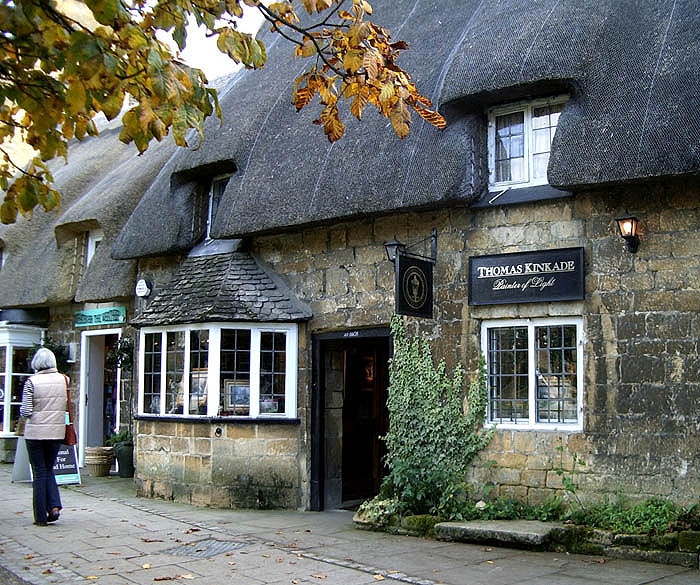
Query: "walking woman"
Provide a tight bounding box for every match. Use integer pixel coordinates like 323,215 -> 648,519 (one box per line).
20,348 -> 67,526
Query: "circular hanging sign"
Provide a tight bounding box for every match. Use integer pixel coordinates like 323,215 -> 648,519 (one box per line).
402,265 -> 429,309
135,279 -> 152,298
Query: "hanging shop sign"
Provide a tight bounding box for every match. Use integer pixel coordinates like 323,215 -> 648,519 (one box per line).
395,253 -> 434,319
468,247 -> 585,306
75,306 -> 126,327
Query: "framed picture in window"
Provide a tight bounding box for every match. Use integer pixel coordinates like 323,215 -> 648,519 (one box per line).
224,379 -> 250,415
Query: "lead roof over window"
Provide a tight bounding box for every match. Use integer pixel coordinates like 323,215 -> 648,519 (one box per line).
131,252 -> 312,326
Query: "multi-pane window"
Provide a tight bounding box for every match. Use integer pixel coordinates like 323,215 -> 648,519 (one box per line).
0,325 -> 43,435
482,318 -> 583,429
260,332 -> 286,415
143,332 -> 162,414
220,329 -> 251,415
488,96 -> 567,190
139,323 -> 297,419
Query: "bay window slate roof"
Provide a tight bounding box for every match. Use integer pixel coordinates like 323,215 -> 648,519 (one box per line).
130,252 -> 311,326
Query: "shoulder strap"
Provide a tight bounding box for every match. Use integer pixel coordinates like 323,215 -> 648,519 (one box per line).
63,374 -> 74,423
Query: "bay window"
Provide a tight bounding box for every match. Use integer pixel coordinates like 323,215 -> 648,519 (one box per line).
138,323 -> 298,418
481,318 -> 583,430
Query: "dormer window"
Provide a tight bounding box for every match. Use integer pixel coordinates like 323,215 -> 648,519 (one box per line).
488,96 -> 567,190
86,228 -> 104,266
206,176 -> 230,240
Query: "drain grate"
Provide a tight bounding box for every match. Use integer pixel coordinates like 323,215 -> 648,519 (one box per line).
165,538 -> 247,558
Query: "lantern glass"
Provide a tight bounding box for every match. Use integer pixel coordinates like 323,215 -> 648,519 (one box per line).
616,216 -> 638,238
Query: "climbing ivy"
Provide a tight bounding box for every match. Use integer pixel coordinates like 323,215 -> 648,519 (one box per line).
377,315 -> 494,515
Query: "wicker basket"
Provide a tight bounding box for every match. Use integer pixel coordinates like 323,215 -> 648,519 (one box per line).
84,446 -> 114,477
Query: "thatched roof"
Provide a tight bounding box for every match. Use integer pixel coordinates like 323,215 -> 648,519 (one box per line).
113,0 -> 699,259
0,120 -> 176,308
131,248 -> 312,326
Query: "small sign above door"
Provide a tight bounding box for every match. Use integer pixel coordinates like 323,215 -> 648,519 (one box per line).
468,247 -> 585,305
75,306 -> 126,327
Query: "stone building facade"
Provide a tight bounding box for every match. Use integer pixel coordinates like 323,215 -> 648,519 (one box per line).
2,0 -> 698,512
123,178 -> 698,509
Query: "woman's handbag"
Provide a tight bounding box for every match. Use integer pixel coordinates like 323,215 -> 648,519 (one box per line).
63,375 -> 77,446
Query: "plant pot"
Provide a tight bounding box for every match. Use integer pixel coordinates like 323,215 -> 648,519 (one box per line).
114,442 -> 134,478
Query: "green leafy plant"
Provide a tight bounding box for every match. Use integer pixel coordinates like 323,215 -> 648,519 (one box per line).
106,429 -> 133,447
555,441 -> 585,509
378,316 -> 494,516
571,497 -> 682,535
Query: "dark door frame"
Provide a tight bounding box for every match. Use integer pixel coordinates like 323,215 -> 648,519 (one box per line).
310,327 -> 391,511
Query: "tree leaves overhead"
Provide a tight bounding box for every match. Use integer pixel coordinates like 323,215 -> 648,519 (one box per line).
1,0 -> 446,224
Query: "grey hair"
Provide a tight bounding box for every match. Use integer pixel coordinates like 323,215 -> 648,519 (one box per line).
31,347 -> 57,371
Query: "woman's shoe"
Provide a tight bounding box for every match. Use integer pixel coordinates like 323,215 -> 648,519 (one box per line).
47,507 -> 61,522
33,521 -> 48,526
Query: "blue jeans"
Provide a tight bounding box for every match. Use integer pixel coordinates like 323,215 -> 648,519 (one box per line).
25,439 -> 62,523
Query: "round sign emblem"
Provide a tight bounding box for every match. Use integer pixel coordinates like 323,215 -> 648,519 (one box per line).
402,265 -> 428,309
135,279 -> 152,298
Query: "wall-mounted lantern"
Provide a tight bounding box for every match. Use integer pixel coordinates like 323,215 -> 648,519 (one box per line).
616,214 -> 640,253
383,237 -> 406,263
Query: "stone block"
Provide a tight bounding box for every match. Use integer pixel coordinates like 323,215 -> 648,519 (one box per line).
346,221 -> 374,247
678,531 -> 700,553
225,424 -> 256,440
349,265 -> 376,293
191,484 -> 213,507
354,245 -> 385,265
498,484 -> 528,500
513,432 -> 537,453
302,228 -> 329,254
326,267 -> 350,296
266,438 -> 298,457
521,470 -> 547,488
329,226 -> 347,250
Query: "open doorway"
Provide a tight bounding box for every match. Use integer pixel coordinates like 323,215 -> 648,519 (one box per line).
311,329 -> 390,510
79,329 -> 121,465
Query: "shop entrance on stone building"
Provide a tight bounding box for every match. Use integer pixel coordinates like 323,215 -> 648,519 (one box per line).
311,329 -> 391,511
78,329 -> 121,466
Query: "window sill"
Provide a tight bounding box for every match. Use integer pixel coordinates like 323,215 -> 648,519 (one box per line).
135,414 -> 300,425
491,423 -> 582,432
473,184 -> 572,208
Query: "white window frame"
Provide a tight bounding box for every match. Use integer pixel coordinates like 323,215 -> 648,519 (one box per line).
487,95 -> 568,191
481,317 -> 584,431
206,175 -> 230,241
137,322 -> 298,419
86,228 -> 104,266
0,324 -> 44,436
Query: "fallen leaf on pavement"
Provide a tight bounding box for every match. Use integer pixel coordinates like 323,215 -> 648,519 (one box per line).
86,577 -> 99,580
311,575 -> 327,580
142,538 -> 164,543
42,569 -> 52,574
24,554 -> 35,560
184,528 -> 200,534
487,560 -> 495,565
142,563 -> 152,569
373,576 -> 385,581
153,578 -> 174,582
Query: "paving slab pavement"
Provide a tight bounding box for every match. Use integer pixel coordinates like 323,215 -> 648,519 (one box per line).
0,465 -> 697,585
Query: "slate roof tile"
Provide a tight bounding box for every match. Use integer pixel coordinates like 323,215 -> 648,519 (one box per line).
131,251 -> 311,326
